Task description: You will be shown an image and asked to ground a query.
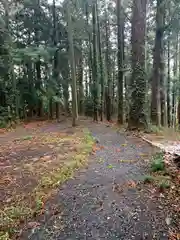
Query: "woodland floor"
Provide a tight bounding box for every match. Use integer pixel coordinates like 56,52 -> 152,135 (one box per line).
0,120 -> 179,240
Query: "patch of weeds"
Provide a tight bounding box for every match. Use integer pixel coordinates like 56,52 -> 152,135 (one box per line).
0,205 -> 33,235
21,135 -> 33,141
158,180 -> 170,191
143,175 -> 154,183
107,164 -> 114,169
35,198 -> 44,212
151,152 -> 165,172
3,206 -> 32,221
83,129 -> 95,148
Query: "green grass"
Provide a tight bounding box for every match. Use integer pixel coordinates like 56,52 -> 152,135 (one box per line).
107,164 -> 114,169
142,173 -> 171,192
151,152 -> 165,172
143,175 -> 154,183
21,135 -> 33,141
158,180 -> 170,190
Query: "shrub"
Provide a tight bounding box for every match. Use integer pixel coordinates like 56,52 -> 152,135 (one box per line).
151,152 -> 165,172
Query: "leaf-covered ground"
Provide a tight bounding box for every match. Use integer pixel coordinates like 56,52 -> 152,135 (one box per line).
142,129 -> 180,239
0,120 -> 94,239
19,121 -> 179,240
1,121 -> 179,239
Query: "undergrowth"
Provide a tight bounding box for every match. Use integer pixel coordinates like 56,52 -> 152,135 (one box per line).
151,152 -> 165,172
143,174 -> 171,190
143,152 -> 172,192
0,129 -> 94,239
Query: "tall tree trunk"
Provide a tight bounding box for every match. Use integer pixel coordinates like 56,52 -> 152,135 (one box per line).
172,34 -> 178,128
49,98 -> 53,119
112,53 -> 116,116
77,45 -> 84,115
160,40 -> 166,126
85,3 -> 93,94
62,67 -> 70,115
67,0 -> 78,126
92,2 -> 98,121
167,36 -> 171,127
52,0 -> 60,120
34,0 -> 43,118
151,0 -> 165,126
128,0 -> 147,129
4,2 -> 19,119
105,7 -> 111,122
85,57 -> 89,98
117,0 -> 124,124
97,1 -> 104,121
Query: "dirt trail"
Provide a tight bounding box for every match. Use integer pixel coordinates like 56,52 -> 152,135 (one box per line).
22,122 -> 169,240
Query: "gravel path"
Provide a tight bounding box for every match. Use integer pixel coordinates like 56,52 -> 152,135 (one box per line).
24,123 -> 169,240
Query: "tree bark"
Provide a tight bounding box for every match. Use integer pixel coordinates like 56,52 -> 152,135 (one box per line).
77,46 -> 84,115
52,0 -> 60,120
97,0 -> 104,121
117,0 -> 124,124
160,39 -> 166,126
151,0 -> 165,126
85,3 -> 93,94
172,34 -> 178,128
67,0 -> 78,126
62,67 -> 70,115
105,7 -> 111,122
92,2 -> 98,121
128,0 -> 147,129
167,36 -> 171,127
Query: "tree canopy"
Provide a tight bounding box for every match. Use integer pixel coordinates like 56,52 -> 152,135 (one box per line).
1,0 -> 180,129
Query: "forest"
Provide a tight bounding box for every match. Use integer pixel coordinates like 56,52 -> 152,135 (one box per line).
1,1 -> 180,239
0,0 -> 180,129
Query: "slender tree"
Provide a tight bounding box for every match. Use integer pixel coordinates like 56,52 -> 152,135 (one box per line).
92,1 -> 98,121
105,6 -> 111,121
67,0 -> 78,126
128,0 -> 147,129
97,0 -> 104,121
151,0 -> 165,126
167,35 -> 171,127
172,34 -> 178,127
117,0 -> 124,124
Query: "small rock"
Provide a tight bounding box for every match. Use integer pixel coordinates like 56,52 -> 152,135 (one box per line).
165,217 -> 171,225
32,157 -> 39,162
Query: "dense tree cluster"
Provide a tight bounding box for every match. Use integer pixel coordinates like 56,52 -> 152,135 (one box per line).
0,0 -> 180,128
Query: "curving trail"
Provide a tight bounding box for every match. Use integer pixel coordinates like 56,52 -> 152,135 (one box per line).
25,122 -> 168,240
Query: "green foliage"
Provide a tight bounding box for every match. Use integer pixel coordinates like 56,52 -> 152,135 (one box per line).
21,135 -> 33,141
151,152 -> 165,172
158,180 -> 170,190
12,47 -> 57,64
143,175 -> 154,183
146,124 -> 163,134
107,164 -> 114,169
35,198 -> 44,212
